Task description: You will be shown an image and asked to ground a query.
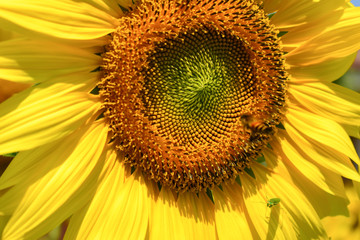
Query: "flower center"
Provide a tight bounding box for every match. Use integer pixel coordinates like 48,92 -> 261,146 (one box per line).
99,0 -> 288,192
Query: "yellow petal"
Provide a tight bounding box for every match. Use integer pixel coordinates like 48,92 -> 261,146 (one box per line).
80,0 -> 124,18
272,130 -> 350,197
271,0 -> 344,29
250,163 -> 327,239
263,148 -> 349,225
289,82 -> 360,126
0,0 -> 118,40
177,192 -> 216,240
0,38 -> 100,83
149,187 -> 186,240
0,120 -> 108,239
286,107 -> 360,165
213,184 -> 253,239
0,77 -> 101,155
241,169 -> 298,240
65,156 -> 149,240
287,53 -> 357,82
280,8 -> 345,52
282,119 -> 360,182
286,7 -> 360,65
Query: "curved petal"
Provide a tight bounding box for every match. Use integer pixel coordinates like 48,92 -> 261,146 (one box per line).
0,0 -> 118,40
212,185 -> 253,239
263,148 -> 349,220
280,8 -> 345,52
0,76 -> 101,155
289,82 -> 360,126
0,120 -> 108,239
76,0 -> 124,18
286,7 -> 360,66
240,168 -> 299,240
272,130 -> 352,197
0,39 -> 100,83
286,106 -> 360,165
287,53 -> 356,83
65,153 -> 149,240
247,162 -> 327,239
149,187 -> 186,240
271,0 -> 344,29
177,192 -> 216,240
282,119 -> 360,182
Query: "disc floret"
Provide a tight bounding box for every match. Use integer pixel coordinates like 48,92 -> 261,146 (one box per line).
99,0 -> 288,192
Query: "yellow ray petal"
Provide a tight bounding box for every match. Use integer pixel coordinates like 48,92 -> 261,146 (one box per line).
282,119 -> 360,182
250,162 -> 327,239
287,53 -> 356,82
0,38 -> 100,83
177,191 -> 216,240
286,7 -> 360,66
280,7 -> 346,52
212,184 -> 253,239
0,77 -> 101,155
0,120 -> 108,239
271,0 -> 344,29
264,147 -> 350,224
80,0 -> 124,18
241,170 -> 298,240
0,0 -> 118,40
65,154 -> 149,240
286,107 -> 360,165
289,82 -> 360,126
272,130 -> 350,197
149,187 -> 186,240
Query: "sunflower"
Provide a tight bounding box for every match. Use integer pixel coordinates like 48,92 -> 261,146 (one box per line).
0,0 -> 360,239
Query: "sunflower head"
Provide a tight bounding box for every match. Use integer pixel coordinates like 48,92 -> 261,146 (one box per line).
99,0 -> 288,192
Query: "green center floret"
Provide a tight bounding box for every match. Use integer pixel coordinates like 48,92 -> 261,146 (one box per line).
143,28 -> 254,147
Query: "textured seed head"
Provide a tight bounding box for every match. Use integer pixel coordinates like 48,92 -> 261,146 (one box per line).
99,0 -> 287,192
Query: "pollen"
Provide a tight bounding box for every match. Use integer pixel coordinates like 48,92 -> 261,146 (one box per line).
99,0 -> 287,192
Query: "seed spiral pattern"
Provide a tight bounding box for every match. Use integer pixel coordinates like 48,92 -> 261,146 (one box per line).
99,0 -> 288,192
142,28 -> 254,148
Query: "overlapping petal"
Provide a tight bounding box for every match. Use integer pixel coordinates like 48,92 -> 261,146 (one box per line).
213,185 -> 253,239
286,7 -> 360,66
289,82 -> 360,127
287,53 -> 356,82
177,192 -> 216,239
0,75 -> 100,155
0,0 -> 118,40
0,120 -> 108,239
248,162 -> 327,239
0,39 -> 100,83
271,0 -> 345,29
65,154 -> 149,240
149,188 -> 187,240
273,130 -> 351,197
286,106 -> 360,165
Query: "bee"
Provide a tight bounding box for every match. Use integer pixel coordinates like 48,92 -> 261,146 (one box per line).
240,114 -> 273,139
